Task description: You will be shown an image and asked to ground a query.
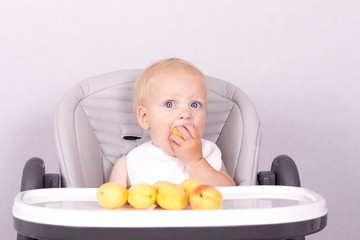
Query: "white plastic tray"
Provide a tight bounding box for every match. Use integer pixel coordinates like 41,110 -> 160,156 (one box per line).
12,186 -> 327,228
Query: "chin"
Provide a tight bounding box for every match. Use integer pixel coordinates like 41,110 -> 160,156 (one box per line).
153,140 -> 177,157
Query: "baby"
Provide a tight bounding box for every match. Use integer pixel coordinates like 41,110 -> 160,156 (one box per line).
109,58 -> 235,187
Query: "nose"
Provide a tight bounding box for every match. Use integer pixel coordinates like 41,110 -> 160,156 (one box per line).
178,107 -> 191,120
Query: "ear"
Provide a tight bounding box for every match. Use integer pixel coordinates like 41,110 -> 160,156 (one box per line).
137,106 -> 150,130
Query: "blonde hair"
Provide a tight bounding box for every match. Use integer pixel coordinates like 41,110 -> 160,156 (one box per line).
134,58 -> 206,109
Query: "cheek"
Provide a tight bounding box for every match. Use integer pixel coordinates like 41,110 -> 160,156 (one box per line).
198,124 -> 206,136
149,114 -> 172,133
194,115 -> 206,135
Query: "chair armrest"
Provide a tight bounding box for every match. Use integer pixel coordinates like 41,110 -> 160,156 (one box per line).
20,157 -> 60,191
258,155 -> 301,187
21,157 -> 45,191
271,155 -> 301,187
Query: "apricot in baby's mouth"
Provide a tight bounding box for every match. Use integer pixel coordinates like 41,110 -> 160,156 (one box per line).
172,127 -> 183,138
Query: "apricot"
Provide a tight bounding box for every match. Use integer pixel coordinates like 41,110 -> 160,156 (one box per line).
153,180 -> 172,206
180,178 -> 204,201
156,182 -> 187,210
172,127 -> 183,138
128,183 -> 156,209
190,185 -> 223,210
97,183 -> 128,209
153,180 -> 172,191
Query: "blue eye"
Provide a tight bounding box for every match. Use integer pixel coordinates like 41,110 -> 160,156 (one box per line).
191,102 -> 200,108
165,101 -> 174,108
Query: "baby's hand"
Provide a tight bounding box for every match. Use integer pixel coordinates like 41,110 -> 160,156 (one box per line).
169,124 -> 203,166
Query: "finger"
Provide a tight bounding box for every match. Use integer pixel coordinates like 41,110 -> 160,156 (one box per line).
169,133 -> 184,144
169,141 -> 179,157
176,126 -> 191,140
183,124 -> 198,138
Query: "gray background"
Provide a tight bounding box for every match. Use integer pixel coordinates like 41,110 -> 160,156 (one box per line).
1,0 -> 359,239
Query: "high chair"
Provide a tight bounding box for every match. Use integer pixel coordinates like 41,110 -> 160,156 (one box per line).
14,69 -> 327,240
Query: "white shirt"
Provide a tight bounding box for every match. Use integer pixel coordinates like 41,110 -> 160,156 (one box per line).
127,139 -> 222,185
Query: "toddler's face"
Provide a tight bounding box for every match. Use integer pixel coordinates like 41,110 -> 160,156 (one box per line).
139,69 -> 207,156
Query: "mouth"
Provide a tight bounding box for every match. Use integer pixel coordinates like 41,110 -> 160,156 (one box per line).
170,121 -> 193,138
172,120 -> 193,130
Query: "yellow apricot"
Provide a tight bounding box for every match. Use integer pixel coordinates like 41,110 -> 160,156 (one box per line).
190,185 -> 223,210
153,180 -> 172,206
128,183 -> 156,209
97,183 -> 128,209
172,127 -> 183,138
157,183 -> 187,210
180,178 -> 204,201
153,180 -> 172,191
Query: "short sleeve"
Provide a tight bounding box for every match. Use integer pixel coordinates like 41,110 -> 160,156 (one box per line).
201,139 -> 222,171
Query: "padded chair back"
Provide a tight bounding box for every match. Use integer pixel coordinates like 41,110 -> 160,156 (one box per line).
55,70 -> 261,187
